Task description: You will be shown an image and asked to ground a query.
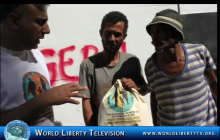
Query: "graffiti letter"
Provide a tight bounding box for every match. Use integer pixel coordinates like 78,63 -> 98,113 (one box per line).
58,45 -> 79,83
119,41 -> 126,53
81,45 -> 98,61
40,49 -> 57,87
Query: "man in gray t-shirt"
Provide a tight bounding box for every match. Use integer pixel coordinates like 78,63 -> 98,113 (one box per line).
79,11 -> 149,126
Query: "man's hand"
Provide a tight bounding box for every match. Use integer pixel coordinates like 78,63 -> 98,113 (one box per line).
0,83 -> 87,126
121,78 -> 140,91
46,83 -> 87,105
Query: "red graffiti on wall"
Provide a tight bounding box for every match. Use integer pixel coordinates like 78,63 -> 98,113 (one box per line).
81,45 -> 98,61
58,45 -> 79,83
40,42 -> 127,87
40,49 -> 57,87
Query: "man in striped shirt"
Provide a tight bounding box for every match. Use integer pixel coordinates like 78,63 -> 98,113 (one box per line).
144,9 -> 217,126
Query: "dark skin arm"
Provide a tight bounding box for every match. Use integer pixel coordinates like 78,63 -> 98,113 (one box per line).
205,70 -> 217,104
150,91 -> 158,126
82,98 -> 97,126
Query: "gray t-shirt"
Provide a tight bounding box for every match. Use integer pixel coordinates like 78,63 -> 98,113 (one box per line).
79,52 -> 146,118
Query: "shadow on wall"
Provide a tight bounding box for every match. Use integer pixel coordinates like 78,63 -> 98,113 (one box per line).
181,12 -> 217,76
54,121 -> 62,126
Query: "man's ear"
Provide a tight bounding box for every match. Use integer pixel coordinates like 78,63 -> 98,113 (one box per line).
99,29 -> 102,38
123,33 -> 127,40
7,13 -> 20,29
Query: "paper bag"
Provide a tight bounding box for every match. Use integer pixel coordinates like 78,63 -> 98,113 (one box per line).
98,79 -> 153,126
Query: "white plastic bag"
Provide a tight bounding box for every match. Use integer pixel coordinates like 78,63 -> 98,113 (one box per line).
98,79 -> 153,126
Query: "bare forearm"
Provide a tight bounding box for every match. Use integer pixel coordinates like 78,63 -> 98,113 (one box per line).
85,113 -> 97,126
83,111 -> 94,126
1,92 -> 50,126
82,99 -> 97,126
150,92 -> 158,126
205,71 -> 217,102
151,103 -> 158,126
209,82 -> 217,102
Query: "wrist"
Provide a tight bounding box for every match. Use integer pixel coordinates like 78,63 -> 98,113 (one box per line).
40,90 -> 53,106
135,86 -> 141,92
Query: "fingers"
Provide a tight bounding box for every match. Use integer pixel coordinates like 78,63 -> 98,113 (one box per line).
64,83 -> 88,92
123,84 -> 133,90
126,83 -> 134,89
121,78 -> 136,90
121,78 -> 129,86
69,93 -> 87,98
68,98 -> 80,104
70,86 -> 87,92
175,43 -> 181,48
68,93 -> 88,105
121,78 -> 128,82
65,83 -> 80,87
122,79 -> 132,86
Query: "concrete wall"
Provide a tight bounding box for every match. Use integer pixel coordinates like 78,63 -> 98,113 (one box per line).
38,4 -> 217,126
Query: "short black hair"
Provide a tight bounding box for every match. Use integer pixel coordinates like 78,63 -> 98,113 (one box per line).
100,11 -> 128,34
0,4 -> 50,23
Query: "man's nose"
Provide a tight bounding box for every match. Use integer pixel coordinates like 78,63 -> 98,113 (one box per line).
42,22 -> 50,34
109,34 -> 116,42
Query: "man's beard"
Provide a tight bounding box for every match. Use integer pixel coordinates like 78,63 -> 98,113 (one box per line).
102,39 -> 123,54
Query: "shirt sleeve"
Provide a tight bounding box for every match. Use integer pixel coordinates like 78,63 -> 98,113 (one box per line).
79,64 -> 92,98
201,45 -> 217,72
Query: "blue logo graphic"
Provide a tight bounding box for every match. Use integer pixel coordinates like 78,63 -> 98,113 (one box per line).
108,87 -> 134,112
4,120 -> 30,140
